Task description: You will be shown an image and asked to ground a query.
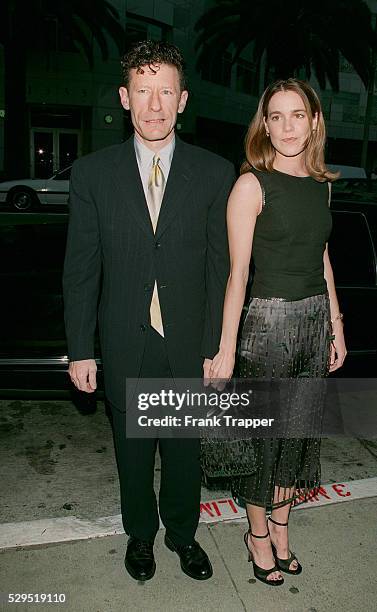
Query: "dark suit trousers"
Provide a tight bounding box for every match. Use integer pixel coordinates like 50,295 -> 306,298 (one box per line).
111,326 -> 201,546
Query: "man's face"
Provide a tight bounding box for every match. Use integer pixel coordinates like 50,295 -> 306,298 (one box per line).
119,63 -> 188,149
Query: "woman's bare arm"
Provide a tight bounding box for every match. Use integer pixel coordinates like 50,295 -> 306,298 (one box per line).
208,173 -> 262,383
323,245 -> 347,371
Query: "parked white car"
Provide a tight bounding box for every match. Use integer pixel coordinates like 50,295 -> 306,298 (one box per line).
327,164 -> 367,179
0,166 -> 71,211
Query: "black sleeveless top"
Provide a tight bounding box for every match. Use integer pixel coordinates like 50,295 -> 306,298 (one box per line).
249,168 -> 332,301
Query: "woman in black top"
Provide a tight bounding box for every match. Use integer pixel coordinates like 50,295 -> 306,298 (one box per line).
209,79 -> 346,586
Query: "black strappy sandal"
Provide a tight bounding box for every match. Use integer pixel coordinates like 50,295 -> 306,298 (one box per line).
243,530 -> 284,586
268,516 -> 302,575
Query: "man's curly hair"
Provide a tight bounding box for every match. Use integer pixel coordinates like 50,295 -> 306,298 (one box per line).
121,40 -> 187,91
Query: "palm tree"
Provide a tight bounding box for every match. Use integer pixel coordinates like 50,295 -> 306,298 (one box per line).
0,1 -> 125,179
195,0 -> 376,94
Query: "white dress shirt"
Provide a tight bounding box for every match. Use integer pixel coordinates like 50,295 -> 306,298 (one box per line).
134,134 -> 175,201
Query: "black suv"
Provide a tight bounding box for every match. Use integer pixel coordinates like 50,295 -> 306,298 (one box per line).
0,194 -> 376,395
328,196 -> 377,376
0,211 -> 94,396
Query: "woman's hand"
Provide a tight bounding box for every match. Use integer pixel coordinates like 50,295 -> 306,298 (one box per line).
329,321 -> 347,372
206,349 -> 235,390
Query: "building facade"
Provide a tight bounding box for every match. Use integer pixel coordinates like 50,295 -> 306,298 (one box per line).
1,0 -> 376,178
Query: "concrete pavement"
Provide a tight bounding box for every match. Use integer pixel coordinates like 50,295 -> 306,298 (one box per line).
1,497 -> 376,612
0,399 -> 376,611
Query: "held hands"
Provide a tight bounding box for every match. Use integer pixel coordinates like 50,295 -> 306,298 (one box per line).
68,359 -> 97,392
203,350 -> 235,391
329,321 -> 347,372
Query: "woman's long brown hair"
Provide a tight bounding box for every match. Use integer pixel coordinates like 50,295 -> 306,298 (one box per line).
241,78 -> 338,182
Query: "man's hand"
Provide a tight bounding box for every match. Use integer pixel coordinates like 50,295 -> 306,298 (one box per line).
68,359 -> 97,393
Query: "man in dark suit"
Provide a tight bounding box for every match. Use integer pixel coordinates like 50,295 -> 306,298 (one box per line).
63,41 -> 235,582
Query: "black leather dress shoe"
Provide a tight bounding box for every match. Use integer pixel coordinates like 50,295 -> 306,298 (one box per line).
124,537 -> 155,581
165,535 -> 213,580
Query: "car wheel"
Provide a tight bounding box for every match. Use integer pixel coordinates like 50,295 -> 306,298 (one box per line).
9,188 -> 37,211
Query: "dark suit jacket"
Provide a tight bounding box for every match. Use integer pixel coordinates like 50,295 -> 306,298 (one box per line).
63,136 -> 235,411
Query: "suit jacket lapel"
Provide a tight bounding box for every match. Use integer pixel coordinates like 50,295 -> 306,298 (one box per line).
155,137 -> 193,238
112,137 -> 154,238
111,135 -> 193,239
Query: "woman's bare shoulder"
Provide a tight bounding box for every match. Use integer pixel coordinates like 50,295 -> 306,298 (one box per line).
234,171 -> 260,189
229,172 -> 262,213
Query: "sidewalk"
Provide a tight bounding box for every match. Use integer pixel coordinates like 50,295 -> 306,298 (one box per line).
1,494 -> 376,612
1,399 -> 376,611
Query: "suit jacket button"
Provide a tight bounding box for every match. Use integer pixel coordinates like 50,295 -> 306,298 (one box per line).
155,241 -> 161,249
140,324 -> 147,332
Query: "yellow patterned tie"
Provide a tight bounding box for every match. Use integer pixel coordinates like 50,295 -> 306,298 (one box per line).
147,155 -> 165,336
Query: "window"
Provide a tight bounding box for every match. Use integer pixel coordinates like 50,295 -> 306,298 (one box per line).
0,214 -> 101,358
33,17 -> 77,52
0,216 -> 68,355
329,211 -> 376,285
339,55 -> 356,74
124,20 -> 148,50
30,107 -> 82,130
201,50 -> 232,87
236,58 -> 255,94
125,14 -> 170,51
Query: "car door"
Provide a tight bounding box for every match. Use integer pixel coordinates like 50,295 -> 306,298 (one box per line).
44,167 -> 71,206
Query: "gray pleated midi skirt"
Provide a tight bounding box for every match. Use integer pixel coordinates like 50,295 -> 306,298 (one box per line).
232,292 -> 331,510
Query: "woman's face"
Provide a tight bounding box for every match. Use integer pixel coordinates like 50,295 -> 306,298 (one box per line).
264,90 -> 318,159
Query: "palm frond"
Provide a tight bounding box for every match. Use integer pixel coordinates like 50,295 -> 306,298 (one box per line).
195,0 -> 376,92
